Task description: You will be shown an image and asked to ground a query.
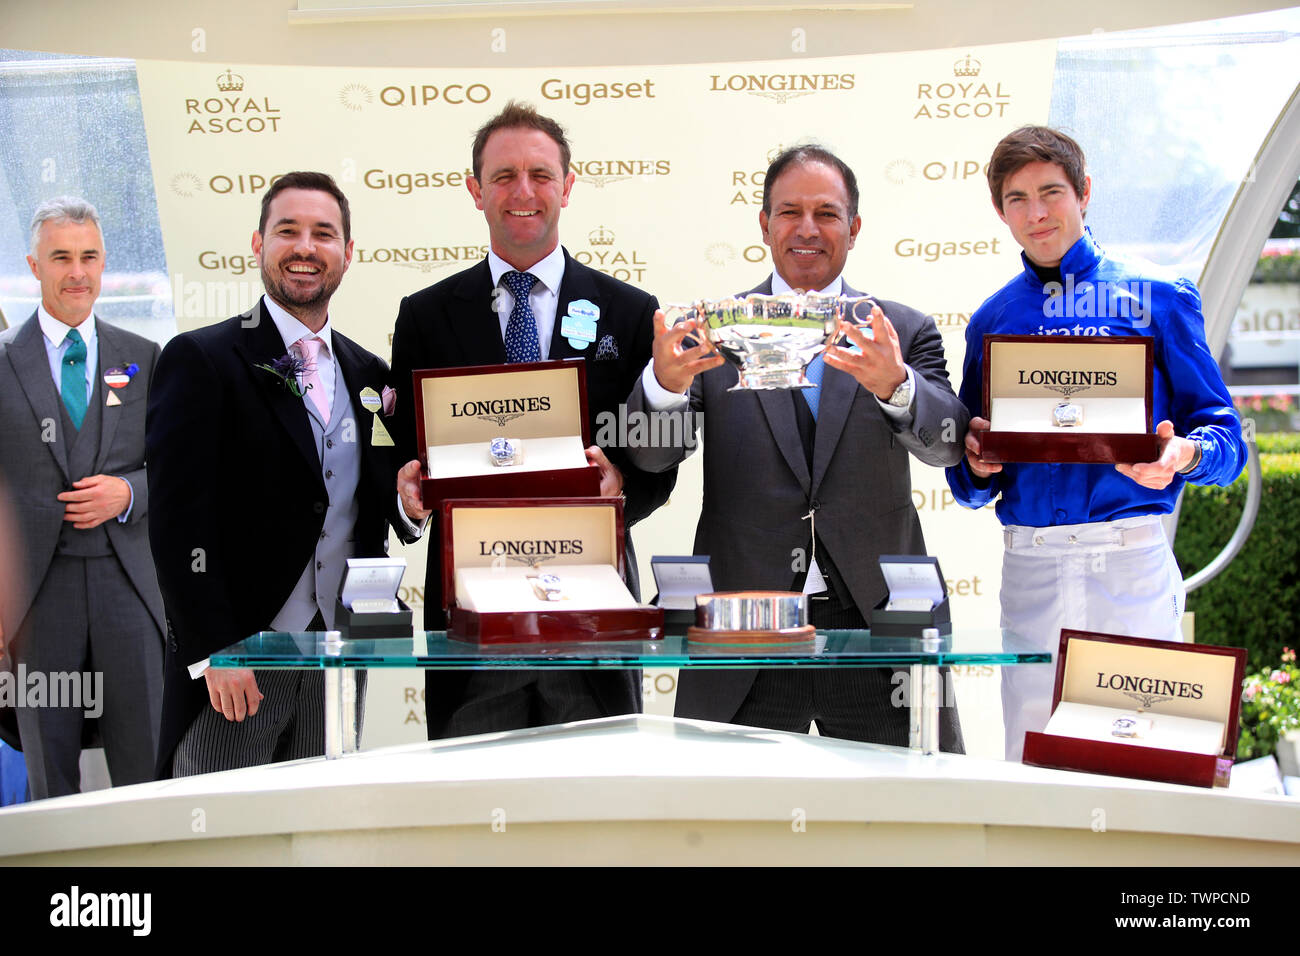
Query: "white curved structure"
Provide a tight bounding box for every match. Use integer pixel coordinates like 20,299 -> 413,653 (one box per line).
1,716 -> 1295,865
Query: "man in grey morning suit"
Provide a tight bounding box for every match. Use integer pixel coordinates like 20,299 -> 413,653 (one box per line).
626,146 -> 968,747
0,197 -> 164,799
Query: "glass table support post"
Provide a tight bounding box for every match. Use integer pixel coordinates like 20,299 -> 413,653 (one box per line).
322,670 -> 359,759
907,629 -> 943,754
907,663 -> 941,754
322,631 -> 358,759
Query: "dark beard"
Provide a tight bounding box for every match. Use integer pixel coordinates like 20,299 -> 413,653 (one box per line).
260,261 -> 341,314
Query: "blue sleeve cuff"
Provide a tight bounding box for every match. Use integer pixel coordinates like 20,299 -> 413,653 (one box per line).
116,476 -> 134,523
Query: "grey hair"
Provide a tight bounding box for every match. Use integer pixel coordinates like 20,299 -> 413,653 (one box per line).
29,196 -> 102,255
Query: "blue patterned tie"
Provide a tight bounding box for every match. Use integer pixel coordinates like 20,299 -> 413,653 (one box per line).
503,271 -> 541,363
61,327 -> 88,429
802,353 -> 825,421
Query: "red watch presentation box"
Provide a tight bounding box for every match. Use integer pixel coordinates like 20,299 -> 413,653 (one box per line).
414,359 -> 601,508
1022,629 -> 1248,788
978,334 -> 1161,464
442,496 -> 664,645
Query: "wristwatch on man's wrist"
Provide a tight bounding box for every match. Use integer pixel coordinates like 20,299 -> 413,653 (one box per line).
1177,437 -> 1204,475
884,373 -> 912,408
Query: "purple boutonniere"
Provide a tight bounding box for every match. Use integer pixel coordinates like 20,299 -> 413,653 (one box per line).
254,353 -> 315,398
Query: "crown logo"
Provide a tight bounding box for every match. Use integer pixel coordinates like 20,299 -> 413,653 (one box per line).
588,225 -> 615,246
953,54 -> 981,77
216,69 -> 245,92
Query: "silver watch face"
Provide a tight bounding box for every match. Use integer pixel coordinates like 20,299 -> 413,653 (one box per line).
887,378 -> 912,407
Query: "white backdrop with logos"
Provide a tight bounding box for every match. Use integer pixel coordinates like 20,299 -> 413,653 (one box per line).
133,42 -> 1059,751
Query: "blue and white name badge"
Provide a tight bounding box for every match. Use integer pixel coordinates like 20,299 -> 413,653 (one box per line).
562,298 -> 600,350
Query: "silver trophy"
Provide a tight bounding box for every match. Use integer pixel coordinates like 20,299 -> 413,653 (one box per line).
665,292 -> 877,390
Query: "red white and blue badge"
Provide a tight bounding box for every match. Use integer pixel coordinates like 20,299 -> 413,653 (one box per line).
103,363 -> 138,389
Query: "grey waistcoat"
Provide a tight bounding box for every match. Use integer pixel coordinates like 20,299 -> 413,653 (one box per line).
270,358 -> 363,632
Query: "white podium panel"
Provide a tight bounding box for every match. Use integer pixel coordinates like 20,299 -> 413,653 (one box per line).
0,716 -> 1296,866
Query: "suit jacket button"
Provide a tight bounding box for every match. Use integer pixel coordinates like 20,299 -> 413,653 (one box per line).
313,502 -> 325,514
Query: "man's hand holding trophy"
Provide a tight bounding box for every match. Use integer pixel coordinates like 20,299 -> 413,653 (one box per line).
652,291 -> 888,394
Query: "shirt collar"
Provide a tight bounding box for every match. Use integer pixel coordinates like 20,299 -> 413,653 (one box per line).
263,294 -> 333,357
38,305 -> 97,350
770,272 -> 843,297
487,245 -> 566,296
1021,226 -> 1103,287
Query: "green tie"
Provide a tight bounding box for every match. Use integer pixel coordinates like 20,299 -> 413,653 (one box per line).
61,327 -> 88,430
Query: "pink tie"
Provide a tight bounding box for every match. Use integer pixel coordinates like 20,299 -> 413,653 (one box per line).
294,336 -> 330,425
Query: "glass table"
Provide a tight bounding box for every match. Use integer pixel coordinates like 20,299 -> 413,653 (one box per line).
211,629 -> 1051,757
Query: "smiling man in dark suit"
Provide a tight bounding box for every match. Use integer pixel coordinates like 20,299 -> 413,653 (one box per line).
147,171 -> 414,777
627,145 -> 968,748
0,197 -> 165,799
392,101 -> 675,738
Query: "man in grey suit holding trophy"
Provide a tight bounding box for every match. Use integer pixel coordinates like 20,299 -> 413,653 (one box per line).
626,145 -> 968,747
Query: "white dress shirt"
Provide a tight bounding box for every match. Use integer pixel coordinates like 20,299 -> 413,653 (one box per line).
397,246 -> 569,542
263,294 -> 336,414
486,244 -> 566,359
39,305 -> 98,399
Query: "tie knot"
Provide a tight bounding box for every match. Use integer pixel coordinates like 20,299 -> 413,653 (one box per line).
64,327 -> 87,361
294,335 -> 323,361
504,271 -> 538,298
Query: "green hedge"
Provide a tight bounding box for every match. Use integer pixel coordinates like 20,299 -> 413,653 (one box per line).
1173,433 -> 1300,669
1252,252 -> 1300,283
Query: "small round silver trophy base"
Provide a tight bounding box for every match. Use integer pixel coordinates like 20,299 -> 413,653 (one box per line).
689,591 -> 813,643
